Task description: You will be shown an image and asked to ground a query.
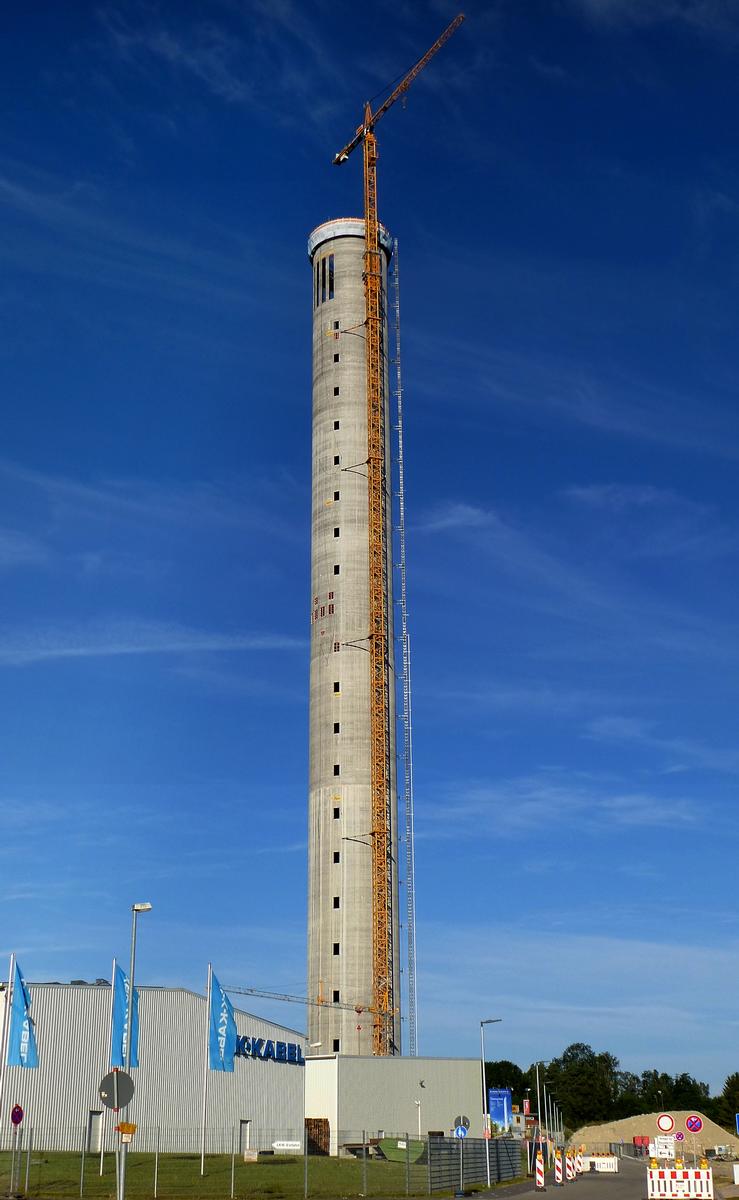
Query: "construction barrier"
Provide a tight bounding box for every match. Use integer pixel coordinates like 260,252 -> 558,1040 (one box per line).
566,1152 -> 575,1181
581,1155 -> 619,1173
536,1151 -> 546,1190
576,1151 -> 583,1176
647,1168 -> 713,1200
554,1150 -> 563,1186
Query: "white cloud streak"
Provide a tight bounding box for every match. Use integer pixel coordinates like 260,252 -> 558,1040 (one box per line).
0,620 -> 304,667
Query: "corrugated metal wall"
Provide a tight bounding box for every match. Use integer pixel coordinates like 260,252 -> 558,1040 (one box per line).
0,985 -> 306,1153
428,1137 -> 522,1191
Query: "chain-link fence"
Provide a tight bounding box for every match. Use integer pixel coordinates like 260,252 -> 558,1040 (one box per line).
0,1127 -> 526,1198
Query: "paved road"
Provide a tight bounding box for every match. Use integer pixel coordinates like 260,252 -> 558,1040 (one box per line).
488,1155 -> 648,1200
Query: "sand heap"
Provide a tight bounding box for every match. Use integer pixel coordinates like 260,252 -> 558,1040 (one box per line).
572,1112 -> 739,1156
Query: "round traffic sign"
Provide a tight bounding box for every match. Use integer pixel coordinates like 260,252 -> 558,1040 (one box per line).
454,1115 -> 470,1130
686,1116 -> 703,1134
657,1114 -> 675,1133
99,1070 -> 134,1111
10,1105 -> 23,1126
675,1132 -> 685,1142
454,1126 -> 468,1139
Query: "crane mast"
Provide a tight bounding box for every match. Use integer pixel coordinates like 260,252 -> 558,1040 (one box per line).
334,13 -> 464,1056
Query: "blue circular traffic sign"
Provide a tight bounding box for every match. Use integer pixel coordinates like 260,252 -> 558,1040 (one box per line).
454,1125 -> 468,1139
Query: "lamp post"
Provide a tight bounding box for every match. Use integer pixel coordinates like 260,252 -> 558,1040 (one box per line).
118,902 -> 152,1200
414,1099 -> 421,1138
480,1018 -> 502,1188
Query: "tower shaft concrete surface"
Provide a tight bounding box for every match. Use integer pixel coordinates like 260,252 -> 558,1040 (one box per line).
307,218 -> 400,1056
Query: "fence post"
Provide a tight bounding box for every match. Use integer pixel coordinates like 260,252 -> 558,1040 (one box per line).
303,1119 -> 308,1200
24,1127 -> 33,1196
154,1126 -> 160,1199
362,1130 -> 367,1197
230,1126 -> 235,1200
405,1131 -> 410,1196
80,1125 -> 86,1196
427,1136 -> 432,1196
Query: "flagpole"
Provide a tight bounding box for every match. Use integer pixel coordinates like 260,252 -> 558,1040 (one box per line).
200,963 -> 212,1177
101,958 -> 116,1177
0,953 -> 15,1124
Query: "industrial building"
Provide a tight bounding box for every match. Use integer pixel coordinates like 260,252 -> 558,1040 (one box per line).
307,218 -> 400,1058
0,983 -> 486,1160
0,983 -> 306,1153
306,1055 -> 484,1153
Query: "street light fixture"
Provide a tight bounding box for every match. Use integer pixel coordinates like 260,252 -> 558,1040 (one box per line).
480,1018 -> 502,1188
119,902 -> 152,1200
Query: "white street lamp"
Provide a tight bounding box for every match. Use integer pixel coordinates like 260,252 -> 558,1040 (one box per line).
480,1018 -> 502,1187
119,902 -> 152,1200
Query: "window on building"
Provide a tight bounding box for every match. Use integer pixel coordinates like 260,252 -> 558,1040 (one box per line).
332,942 -> 340,955
333,320 -> 339,330
332,989 -> 340,1002
321,257 -> 326,304
333,491 -> 340,501
333,851 -> 340,863
333,353 -> 340,363
328,253 -> 335,300
334,455 -> 340,465
333,807 -> 340,818
333,764 -> 340,776
333,386 -> 340,396
333,896 -> 340,908
333,420 -> 340,430
333,722 -> 340,733
333,681 -> 340,692
333,564 -> 340,575
333,641 -> 340,652
328,603 -> 334,615
333,527 -> 339,538
315,261 -> 320,309
333,1038 -> 340,1052
320,605 -> 325,616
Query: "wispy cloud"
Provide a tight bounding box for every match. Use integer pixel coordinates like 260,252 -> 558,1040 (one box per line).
0,528 -> 49,570
570,0 -> 739,37
587,715 -> 739,775
0,458 -> 304,543
0,619 -> 304,667
418,770 -> 698,837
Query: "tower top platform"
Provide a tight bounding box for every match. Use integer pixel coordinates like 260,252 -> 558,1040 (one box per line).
308,217 -> 393,261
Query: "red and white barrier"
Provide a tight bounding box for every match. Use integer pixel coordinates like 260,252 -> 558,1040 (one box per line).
647,1169 -> 713,1200
566,1152 -> 574,1181
581,1155 -> 619,1173
554,1151 -> 564,1186
536,1151 -> 546,1190
576,1151 -> 583,1176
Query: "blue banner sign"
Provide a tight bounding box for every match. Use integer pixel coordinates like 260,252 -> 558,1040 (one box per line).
488,1088 -> 512,1130
7,961 -> 39,1068
209,972 -> 237,1072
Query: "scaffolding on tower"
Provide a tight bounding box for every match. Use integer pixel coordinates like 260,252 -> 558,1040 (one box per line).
391,238 -> 418,1057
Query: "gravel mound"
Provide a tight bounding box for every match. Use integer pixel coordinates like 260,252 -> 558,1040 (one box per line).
572,1112 -> 739,1156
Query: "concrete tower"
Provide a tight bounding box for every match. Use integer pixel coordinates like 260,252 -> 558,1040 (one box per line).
307,218 -> 400,1056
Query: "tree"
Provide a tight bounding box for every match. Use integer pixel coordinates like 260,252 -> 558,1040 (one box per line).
485,1059 -> 528,1106
714,1073 -> 739,1131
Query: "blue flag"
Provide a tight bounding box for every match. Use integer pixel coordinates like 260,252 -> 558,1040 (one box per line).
7,960 -> 38,1068
208,971 -> 236,1072
111,963 -> 139,1068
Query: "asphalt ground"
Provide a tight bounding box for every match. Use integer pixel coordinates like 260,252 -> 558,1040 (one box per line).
481,1155 -> 648,1200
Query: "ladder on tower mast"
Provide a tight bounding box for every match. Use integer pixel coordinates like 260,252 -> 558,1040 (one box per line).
392,238 -> 418,1057
333,12 -> 464,1056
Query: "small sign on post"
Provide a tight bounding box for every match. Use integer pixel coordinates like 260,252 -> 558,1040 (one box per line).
10,1105 -> 23,1126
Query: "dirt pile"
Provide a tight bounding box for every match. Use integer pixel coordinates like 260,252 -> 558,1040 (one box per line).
572,1112 -> 739,1156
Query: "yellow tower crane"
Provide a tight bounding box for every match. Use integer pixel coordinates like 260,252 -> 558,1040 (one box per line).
333,12 -> 465,1057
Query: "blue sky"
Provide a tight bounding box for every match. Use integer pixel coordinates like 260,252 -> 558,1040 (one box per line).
3,0 -> 739,1093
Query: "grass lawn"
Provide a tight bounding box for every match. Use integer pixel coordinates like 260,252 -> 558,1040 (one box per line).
0,1150 -> 433,1198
